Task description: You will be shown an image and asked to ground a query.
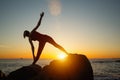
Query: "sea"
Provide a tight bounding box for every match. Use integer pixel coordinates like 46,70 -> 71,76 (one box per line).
0,58 -> 120,80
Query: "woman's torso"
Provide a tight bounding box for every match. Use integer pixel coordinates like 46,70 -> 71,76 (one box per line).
30,31 -> 43,41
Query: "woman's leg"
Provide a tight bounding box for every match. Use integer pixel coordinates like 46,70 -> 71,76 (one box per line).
32,42 -> 45,64
46,35 -> 68,54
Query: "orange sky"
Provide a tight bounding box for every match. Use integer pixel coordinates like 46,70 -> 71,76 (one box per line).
0,43 -> 119,59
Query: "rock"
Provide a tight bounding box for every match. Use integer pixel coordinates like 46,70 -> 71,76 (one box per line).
0,70 -> 6,80
43,54 -> 94,80
6,54 -> 93,80
6,64 -> 43,80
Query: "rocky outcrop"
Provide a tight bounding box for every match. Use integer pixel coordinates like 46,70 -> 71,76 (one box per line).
6,65 -> 43,80
4,54 -> 94,80
43,54 -> 93,80
0,70 -> 6,80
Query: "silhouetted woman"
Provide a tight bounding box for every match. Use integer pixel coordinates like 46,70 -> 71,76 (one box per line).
23,12 -> 68,64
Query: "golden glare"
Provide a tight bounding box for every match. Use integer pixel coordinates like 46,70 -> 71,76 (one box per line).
49,0 -> 61,16
57,53 -> 67,60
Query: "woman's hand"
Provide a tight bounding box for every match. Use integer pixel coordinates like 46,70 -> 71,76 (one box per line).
40,12 -> 44,17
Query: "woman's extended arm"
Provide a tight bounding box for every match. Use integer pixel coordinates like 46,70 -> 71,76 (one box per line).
29,37 -> 35,60
32,12 -> 44,32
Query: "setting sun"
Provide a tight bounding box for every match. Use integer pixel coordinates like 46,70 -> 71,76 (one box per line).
57,53 -> 67,60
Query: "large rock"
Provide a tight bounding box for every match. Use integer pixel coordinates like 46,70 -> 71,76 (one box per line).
43,54 -> 93,80
6,64 -> 43,80
0,70 -> 6,80
6,54 -> 93,80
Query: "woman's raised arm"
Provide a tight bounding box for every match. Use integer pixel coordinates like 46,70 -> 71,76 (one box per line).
32,12 -> 44,32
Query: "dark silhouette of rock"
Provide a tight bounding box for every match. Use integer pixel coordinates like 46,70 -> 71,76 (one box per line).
6,54 -> 93,80
6,64 -> 43,80
0,70 -> 6,80
43,54 -> 93,80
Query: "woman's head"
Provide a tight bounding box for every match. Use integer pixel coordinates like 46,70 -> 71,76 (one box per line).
23,30 -> 30,38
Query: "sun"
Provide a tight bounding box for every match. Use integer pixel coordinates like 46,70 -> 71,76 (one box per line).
57,53 -> 67,60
